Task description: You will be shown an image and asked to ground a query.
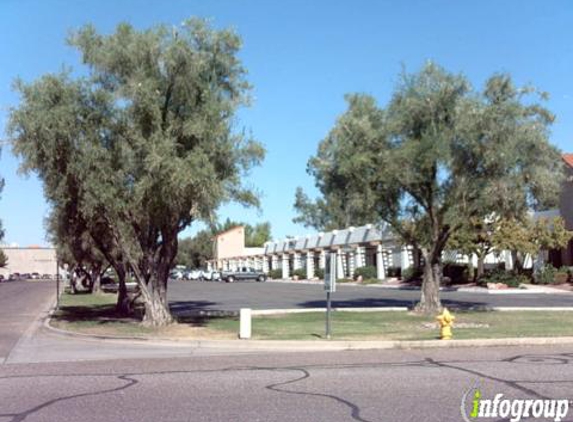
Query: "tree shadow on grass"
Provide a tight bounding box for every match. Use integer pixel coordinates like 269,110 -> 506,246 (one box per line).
298,297 -> 490,310
54,304 -> 143,325
170,300 -> 236,328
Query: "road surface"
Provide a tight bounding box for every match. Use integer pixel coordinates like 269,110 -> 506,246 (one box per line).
0,280 -> 54,363
167,280 -> 573,313
2,346 -> 573,421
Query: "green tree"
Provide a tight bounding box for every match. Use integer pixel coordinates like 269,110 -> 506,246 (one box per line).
493,217 -> 572,273
293,94 -> 383,230
244,222 -> 271,247
9,19 -> 264,326
176,229 -> 214,268
47,206 -> 109,293
302,63 -> 563,313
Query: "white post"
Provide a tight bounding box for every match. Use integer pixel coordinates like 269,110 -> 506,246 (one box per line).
272,255 -> 278,271
262,256 -> 269,274
239,308 -> 252,339
376,244 -> 386,280
319,250 -> 326,269
282,254 -> 290,279
306,251 -> 314,280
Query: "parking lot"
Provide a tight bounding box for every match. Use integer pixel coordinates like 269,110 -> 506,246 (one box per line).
166,279 -> 573,313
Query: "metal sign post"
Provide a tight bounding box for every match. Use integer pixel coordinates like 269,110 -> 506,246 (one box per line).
324,251 -> 337,339
56,260 -> 60,310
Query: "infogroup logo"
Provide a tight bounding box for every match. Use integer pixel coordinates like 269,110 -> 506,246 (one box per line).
461,388 -> 570,422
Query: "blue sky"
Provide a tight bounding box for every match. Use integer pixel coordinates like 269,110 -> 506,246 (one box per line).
0,0 -> 572,246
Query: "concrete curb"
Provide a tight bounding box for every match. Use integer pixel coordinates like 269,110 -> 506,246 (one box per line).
266,279 -> 573,295
44,307 -> 573,353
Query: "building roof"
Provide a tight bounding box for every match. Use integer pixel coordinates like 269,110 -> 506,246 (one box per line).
563,153 -> 573,168
263,224 -> 397,254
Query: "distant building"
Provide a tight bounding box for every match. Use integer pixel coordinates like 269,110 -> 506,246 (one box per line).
212,226 -> 265,271
0,246 -> 59,277
210,154 -> 573,279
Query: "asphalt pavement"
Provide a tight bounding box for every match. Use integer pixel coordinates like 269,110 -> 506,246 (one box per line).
167,280 -> 573,313
0,280 -> 55,363
2,345 -> 573,421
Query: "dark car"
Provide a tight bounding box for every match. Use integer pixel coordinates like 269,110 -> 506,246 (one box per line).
0,274 -> 4,282
100,276 -> 139,293
221,267 -> 266,283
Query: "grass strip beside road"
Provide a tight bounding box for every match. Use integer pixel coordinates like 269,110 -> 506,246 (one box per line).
51,293 -> 573,341
209,310 -> 573,340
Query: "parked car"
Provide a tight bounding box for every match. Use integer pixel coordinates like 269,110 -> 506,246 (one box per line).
100,276 -> 139,293
20,273 -> 31,280
221,267 -> 266,283
185,269 -> 203,281
0,274 -> 4,282
30,272 -> 41,280
41,274 -> 52,280
169,269 -> 185,281
9,273 -> 20,280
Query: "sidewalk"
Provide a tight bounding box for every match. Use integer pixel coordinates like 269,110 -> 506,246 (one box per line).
266,278 -> 573,295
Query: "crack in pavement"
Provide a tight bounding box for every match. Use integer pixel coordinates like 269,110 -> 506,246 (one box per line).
4,375 -> 138,422
265,367 -> 373,422
2,351 -> 572,421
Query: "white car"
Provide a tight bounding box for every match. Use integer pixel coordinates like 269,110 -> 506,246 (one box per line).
169,269 -> 185,280
186,269 -> 203,281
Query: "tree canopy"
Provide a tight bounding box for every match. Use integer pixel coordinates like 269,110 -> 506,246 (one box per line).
9,19 -> 264,325
298,62 -> 564,313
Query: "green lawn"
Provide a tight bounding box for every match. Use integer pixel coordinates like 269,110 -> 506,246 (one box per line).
52,292 -> 573,341
208,310 -> 573,341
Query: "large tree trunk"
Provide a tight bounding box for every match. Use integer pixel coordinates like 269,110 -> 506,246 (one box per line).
476,255 -> 485,279
142,285 -> 173,327
137,231 -> 177,327
414,250 -> 443,314
511,250 -> 524,274
88,267 -> 102,294
115,266 -> 132,316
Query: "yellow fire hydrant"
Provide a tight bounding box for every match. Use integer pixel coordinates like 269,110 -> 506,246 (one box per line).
436,308 -> 455,340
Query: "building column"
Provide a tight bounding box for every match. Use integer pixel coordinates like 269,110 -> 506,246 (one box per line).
293,252 -> 301,270
401,247 -> 412,270
354,246 -> 365,269
282,254 -> 290,279
337,249 -> 345,279
319,250 -> 326,269
349,250 -> 357,278
272,255 -> 278,271
262,256 -> 269,274
306,251 -> 314,280
376,245 -> 386,280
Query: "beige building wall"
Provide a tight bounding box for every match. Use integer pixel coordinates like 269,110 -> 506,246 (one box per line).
214,227 -> 246,260
0,247 -> 58,277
